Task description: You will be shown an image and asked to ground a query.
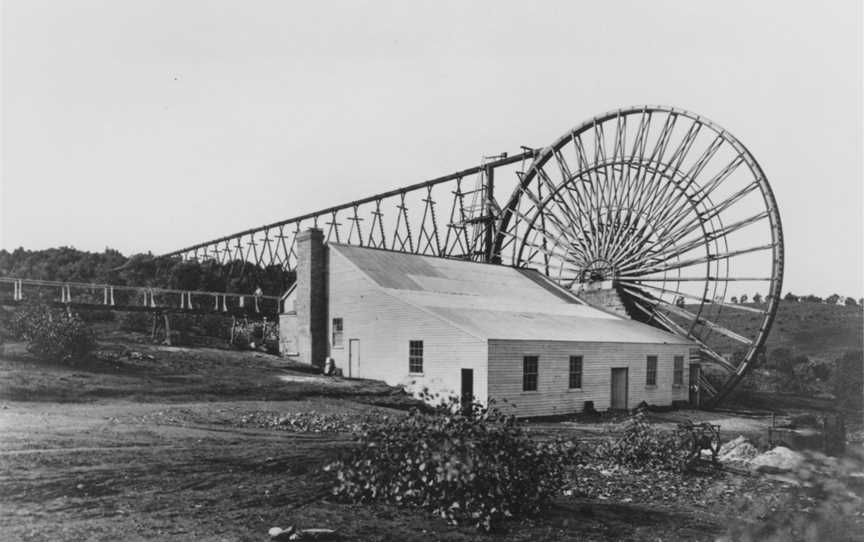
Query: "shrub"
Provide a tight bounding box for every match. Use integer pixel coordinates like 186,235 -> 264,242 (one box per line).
594,412 -> 691,471
200,314 -> 229,338
325,399 -> 578,532
118,311 -> 152,333
10,302 -> 95,363
231,318 -> 278,352
79,309 -> 115,323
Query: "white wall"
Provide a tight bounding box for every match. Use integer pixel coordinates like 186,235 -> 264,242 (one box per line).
488,340 -> 690,417
327,247 -> 489,404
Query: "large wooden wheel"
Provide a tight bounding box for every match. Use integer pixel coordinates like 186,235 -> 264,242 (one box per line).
494,106 -> 784,404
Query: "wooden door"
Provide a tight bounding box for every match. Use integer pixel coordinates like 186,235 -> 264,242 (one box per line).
460,369 -> 474,414
348,339 -> 360,378
610,368 -> 628,410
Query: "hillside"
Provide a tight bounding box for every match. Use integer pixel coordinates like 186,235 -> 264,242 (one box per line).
695,301 -> 862,362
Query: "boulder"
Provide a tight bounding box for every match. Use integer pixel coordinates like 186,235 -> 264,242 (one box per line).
750,446 -> 805,474
269,525 -> 296,541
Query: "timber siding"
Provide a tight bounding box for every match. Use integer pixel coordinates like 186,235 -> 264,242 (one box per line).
488,340 -> 690,417
327,246 -> 489,403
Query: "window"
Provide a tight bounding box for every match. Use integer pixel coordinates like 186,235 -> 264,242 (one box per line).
332,318 -> 343,347
523,356 -> 538,391
646,355 -> 658,386
409,340 -> 423,373
569,356 -> 583,389
673,355 -> 684,386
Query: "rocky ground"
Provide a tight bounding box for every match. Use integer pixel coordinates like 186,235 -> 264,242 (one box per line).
1,336 -> 862,541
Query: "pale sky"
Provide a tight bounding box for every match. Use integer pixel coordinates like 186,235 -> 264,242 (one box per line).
1,0 -> 862,298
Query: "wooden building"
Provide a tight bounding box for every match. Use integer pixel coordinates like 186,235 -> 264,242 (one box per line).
280,228 -> 695,417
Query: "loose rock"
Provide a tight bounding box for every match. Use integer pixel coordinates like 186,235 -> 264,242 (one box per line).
750,446 -> 805,474
269,525 -> 295,540
718,436 -> 759,464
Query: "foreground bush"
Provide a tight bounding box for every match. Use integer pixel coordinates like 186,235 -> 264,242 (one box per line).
325,400 -> 578,531
595,412 -> 691,471
11,302 -> 96,363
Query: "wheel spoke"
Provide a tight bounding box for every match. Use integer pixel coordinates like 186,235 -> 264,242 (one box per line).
619,279 -> 766,314
621,243 -> 774,277
620,285 -> 753,346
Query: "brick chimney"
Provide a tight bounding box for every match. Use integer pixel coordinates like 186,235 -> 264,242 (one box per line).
295,228 -> 328,368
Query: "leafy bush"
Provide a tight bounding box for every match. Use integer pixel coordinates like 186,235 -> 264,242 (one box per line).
200,314 -> 230,338
10,302 -> 95,363
325,399 -> 578,532
118,311 -> 152,333
78,309 -> 115,323
594,412 -> 691,471
231,318 -> 278,353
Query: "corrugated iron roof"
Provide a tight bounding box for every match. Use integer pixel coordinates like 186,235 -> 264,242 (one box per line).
330,244 -> 692,345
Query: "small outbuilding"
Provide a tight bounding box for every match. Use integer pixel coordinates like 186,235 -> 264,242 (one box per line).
280,228 -> 696,417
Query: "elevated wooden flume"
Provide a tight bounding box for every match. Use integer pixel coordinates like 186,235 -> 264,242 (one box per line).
0,277 -> 281,317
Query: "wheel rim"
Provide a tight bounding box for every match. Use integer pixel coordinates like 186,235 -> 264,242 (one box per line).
494,106 -> 784,405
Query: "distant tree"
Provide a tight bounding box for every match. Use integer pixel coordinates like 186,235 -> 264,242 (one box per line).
740,294 -> 748,304
844,297 -> 858,307
826,294 -> 841,305
803,294 -> 823,303
730,296 -> 738,304
784,292 -> 799,302
752,293 -> 763,304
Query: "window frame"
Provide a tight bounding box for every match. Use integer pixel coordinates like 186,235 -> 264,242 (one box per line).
331,318 -> 344,348
408,340 -> 424,374
673,355 -> 684,386
646,355 -> 658,387
568,355 -> 583,389
523,355 -> 539,392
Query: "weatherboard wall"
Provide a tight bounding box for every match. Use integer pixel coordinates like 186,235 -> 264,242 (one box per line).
326,246 -> 489,403
487,340 -> 690,417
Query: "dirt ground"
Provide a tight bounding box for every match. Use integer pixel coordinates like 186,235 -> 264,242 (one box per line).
1,337 -> 862,541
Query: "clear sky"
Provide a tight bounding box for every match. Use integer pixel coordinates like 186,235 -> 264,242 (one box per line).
1,0 -> 861,298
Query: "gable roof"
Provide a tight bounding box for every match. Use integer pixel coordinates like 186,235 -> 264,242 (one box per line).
329,244 -> 692,345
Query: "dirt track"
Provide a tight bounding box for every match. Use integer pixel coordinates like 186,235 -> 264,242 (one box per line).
0,399 -> 734,542
1,339 -> 861,541
0,400 -> 353,541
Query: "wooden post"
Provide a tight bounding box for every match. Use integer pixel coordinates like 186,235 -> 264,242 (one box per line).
163,313 -> 172,346
151,313 -> 158,341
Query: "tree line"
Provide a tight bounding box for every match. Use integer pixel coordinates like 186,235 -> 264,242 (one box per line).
0,247 -> 294,296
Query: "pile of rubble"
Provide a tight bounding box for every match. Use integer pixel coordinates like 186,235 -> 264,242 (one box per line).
715,435 -> 805,474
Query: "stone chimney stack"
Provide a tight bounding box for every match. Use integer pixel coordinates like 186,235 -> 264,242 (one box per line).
295,228 -> 327,367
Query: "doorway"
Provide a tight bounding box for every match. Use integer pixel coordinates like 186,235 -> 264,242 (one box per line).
610,368 -> 628,410
460,369 -> 474,415
348,339 -> 360,378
